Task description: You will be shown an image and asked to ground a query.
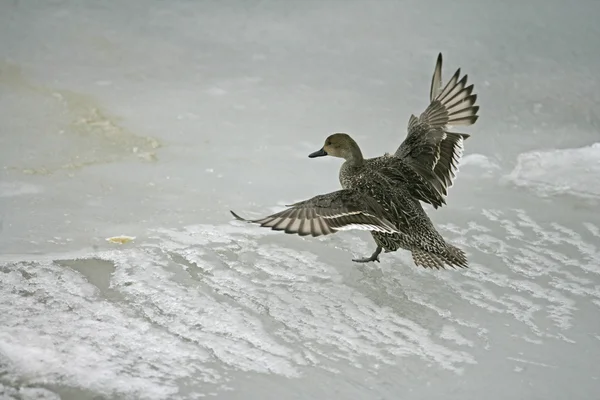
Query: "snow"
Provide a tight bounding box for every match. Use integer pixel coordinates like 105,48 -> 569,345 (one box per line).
506,143 -> 600,199
1,0 -> 600,399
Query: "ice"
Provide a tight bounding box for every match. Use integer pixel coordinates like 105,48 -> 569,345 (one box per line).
461,154 -> 500,172
458,154 -> 501,179
0,260 -> 218,400
507,143 -> 600,199
3,212 -> 600,398
0,182 -> 43,198
1,0 -> 600,399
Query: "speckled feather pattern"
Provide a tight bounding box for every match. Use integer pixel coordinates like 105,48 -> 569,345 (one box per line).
231,53 -> 478,269
339,156 -> 448,254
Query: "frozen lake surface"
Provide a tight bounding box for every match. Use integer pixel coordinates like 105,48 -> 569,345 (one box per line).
1,1 -> 600,399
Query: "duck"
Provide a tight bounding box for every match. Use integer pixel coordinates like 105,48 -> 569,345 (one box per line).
231,53 -> 479,269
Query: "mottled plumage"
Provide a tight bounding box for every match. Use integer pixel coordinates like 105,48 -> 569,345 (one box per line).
231,53 -> 479,269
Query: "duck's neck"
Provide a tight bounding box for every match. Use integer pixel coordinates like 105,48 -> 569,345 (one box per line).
339,146 -> 364,188
344,142 -> 364,167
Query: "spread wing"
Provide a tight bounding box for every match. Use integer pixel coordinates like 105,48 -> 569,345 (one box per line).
230,189 -> 399,237
395,53 -> 479,208
375,160 -> 446,210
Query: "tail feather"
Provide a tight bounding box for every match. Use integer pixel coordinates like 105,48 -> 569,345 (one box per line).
444,243 -> 469,269
412,249 -> 446,269
411,244 -> 468,270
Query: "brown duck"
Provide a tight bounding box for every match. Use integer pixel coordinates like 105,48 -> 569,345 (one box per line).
231,53 -> 479,269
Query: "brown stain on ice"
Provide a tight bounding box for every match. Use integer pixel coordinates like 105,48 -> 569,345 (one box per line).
0,62 -> 161,175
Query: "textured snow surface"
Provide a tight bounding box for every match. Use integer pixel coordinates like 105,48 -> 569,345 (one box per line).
507,143 -> 600,198
2,212 -> 600,399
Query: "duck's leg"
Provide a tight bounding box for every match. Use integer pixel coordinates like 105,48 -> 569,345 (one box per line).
352,246 -> 382,263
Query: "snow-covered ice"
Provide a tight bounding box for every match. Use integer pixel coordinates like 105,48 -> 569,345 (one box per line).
506,143 -> 600,199
1,1 -> 600,399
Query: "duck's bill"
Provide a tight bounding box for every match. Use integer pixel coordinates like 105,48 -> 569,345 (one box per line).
308,148 -> 327,158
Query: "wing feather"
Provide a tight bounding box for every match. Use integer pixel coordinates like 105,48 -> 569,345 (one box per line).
394,52 -> 479,208
231,189 -> 401,237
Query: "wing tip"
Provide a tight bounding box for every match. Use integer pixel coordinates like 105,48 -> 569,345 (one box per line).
435,52 -> 443,70
430,52 -> 444,102
230,210 -> 248,221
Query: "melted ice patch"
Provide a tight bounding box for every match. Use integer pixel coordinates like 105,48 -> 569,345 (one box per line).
506,143 -> 600,198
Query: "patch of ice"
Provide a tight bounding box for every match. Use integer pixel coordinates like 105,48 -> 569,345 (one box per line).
106,247 -> 302,378
147,225 -> 476,372
0,261 -> 219,400
455,154 -> 501,179
461,154 -> 500,170
506,143 -> 600,199
205,87 -> 227,96
440,325 -> 474,347
0,222 -> 479,398
434,208 -> 600,342
506,357 -> 558,369
0,384 -> 60,400
0,182 -> 43,197
2,208 -> 600,397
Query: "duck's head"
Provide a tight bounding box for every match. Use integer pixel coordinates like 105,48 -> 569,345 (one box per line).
309,133 -> 361,160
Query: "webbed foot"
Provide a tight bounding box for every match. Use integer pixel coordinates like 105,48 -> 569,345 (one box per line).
352,246 -> 382,263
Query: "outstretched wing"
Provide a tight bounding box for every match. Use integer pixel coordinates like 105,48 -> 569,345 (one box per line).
230,189 -> 399,237
375,159 -> 447,210
395,53 -> 479,208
